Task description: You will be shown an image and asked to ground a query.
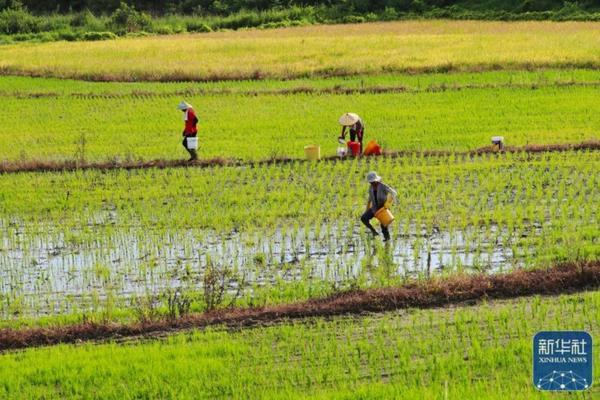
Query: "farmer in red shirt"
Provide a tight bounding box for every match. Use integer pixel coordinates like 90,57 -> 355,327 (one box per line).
177,101 -> 199,161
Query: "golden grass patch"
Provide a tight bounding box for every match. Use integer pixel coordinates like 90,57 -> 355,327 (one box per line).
1,20 -> 599,81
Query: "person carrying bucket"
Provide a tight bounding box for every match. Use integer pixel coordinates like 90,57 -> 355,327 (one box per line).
338,112 -> 364,155
361,171 -> 397,242
177,101 -> 199,161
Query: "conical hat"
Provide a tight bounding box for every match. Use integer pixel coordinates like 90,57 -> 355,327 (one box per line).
339,112 -> 360,126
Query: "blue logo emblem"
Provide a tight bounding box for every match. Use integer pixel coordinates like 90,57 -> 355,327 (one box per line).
533,331 -> 592,391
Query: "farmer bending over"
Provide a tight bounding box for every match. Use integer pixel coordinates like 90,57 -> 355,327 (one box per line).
178,101 -> 199,161
339,112 -> 365,154
361,171 -> 396,242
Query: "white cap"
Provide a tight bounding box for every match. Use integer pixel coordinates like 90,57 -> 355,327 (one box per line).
177,101 -> 192,110
366,171 -> 381,183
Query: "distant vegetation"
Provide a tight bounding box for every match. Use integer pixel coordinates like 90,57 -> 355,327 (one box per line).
2,21 -> 599,81
5,0 -> 600,15
0,0 -> 599,43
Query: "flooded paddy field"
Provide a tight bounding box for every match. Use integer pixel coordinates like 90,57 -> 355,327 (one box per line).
0,151 -> 597,318
1,222 -> 528,316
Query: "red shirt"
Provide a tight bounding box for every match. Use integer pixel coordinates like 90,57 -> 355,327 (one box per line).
184,108 -> 198,136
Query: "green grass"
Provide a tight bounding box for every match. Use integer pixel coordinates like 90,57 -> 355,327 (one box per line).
2,1 -> 600,48
0,291 -> 598,399
0,75 -> 598,163
1,151 -> 597,319
1,69 -> 599,95
1,18 -> 598,397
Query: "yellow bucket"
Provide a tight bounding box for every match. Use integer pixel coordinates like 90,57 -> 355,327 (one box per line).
375,207 -> 394,227
304,145 -> 320,161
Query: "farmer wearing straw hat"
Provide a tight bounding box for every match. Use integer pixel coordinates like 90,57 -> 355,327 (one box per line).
361,171 -> 397,242
177,101 -> 199,161
338,112 -> 365,154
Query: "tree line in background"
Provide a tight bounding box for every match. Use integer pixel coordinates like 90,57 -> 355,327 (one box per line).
2,0 -> 599,15
1,0 -> 599,42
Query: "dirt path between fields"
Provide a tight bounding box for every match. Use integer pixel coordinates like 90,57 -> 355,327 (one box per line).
2,80 -> 600,100
1,140 -> 598,175
0,260 -> 598,351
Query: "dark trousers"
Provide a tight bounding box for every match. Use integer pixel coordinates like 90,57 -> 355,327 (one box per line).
361,209 -> 389,239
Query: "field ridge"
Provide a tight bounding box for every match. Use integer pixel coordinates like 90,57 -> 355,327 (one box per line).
0,260 -> 598,351
2,79 -> 600,100
1,140 -> 598,175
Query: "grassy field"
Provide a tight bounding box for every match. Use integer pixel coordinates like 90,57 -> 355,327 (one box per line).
0,72 -> 599,163
1,21 -> 599,81
0,291 -> 598,399
1,19 -> 599,398
1,151 -> 597,319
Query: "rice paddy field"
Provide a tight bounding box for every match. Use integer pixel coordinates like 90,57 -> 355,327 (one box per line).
0,71 -> 599,162
0,292 -> 599,399
0,19 -> 599,399
1,151 -> 598,319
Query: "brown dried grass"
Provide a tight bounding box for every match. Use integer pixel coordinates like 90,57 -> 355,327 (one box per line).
1,21 -> 599,82
1,141 -> 598,175
3,80 -> 599,100
1,260 -> 598,351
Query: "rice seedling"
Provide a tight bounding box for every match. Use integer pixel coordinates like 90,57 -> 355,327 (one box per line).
0,291 -> 597,399
0,151 -> 597,320
1,69 -> 599,97
0,22 -> 598,397
0,77 -> 598,163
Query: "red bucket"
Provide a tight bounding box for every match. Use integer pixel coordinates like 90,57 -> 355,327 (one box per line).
347,141 -> 361,156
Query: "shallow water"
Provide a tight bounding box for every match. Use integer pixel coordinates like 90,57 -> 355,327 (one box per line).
0,220 -> 535,317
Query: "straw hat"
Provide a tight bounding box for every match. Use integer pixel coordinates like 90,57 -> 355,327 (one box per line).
366,171 -> 381,183
339,112 -> 360,126
177,101 -> 192,110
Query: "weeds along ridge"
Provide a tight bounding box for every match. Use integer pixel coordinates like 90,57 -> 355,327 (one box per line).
0,260 -> 598,351
3,79 -> 600,100
0,140 -> 598,175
